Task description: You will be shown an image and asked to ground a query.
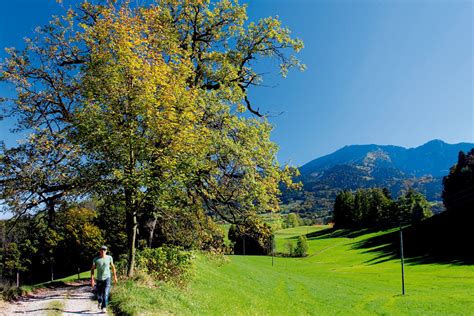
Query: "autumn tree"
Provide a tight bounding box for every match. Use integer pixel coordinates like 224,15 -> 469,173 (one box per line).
1,0 -> 303,277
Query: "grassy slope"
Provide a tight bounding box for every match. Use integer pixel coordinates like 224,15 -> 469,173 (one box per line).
112,226 -> 474,315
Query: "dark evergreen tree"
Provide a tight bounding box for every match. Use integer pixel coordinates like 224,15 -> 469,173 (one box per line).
442,149 -> 474,214
333,187 -> 429,228
333,190 -> 354,228
395,189 -> 432,223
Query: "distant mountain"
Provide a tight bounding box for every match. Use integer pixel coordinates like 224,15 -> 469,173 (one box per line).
284,140 -> 474,220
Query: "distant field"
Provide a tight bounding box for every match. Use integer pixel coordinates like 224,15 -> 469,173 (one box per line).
112,226 -> 474,315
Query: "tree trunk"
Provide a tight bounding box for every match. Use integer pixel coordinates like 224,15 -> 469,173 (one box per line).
125,120 -> 138,277
148,217 -> 158,248
47,200 -> 56,228
126,188 -> 137,277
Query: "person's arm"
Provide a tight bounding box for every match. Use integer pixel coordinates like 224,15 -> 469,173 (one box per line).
111,260 -> 118,284
91,264 -> 96,288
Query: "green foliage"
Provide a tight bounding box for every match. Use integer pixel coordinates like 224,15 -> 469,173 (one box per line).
333,190 -> 355,227
96,198 -> 128,257
0,206 -> 104,284
0,243 -> 24,280
57,207 -> 105,253
333,188 -> 432,228
0,283 -> 28,301
442,149 -> 474,213
286,212 -> 302,228
285,241 -> 294,256
54,206 -> 105,274
294,235 -> 309,257
135,246 -> 193,285
146,209 -> 226,252
396,189 -> 433,222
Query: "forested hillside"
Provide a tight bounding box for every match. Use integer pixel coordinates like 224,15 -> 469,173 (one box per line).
282,140 -> 473,221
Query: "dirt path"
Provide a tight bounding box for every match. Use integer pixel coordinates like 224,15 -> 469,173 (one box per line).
1,281 -> 109,315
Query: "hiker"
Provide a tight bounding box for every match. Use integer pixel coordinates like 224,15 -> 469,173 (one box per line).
91,245 -> 118,313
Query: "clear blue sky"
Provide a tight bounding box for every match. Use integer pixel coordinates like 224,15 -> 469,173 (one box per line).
1,0 -> 472,167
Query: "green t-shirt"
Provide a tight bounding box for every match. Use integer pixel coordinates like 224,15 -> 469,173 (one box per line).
93,255 -> 113,281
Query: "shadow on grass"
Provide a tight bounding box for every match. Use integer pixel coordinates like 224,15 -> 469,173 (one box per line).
304,227 -> 384,240
300,212 -> 474,265
350,211 -> 474,266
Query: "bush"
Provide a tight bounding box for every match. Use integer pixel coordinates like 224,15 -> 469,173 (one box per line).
0,281 -> 28,301
135,245 -> 193,285
113,256 -> 129,278
294,235 -> 309,257
285,241 -> 294,256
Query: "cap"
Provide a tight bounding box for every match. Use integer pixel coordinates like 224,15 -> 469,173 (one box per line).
100,245 -> 107,251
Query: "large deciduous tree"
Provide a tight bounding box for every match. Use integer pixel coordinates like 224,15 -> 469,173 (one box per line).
1,0 -> 303,276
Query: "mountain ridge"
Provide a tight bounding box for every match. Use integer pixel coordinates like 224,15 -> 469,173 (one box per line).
299,139 -> 473,177
285,139 -> 473,222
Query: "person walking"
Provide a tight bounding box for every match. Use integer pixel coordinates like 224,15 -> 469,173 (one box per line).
91,245 -> 118,313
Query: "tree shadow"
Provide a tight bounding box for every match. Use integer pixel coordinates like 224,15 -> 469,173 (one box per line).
305,227 -> 386,240
351,211 -> 474,265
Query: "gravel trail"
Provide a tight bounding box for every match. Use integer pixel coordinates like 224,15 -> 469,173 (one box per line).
1,281 -> 109,315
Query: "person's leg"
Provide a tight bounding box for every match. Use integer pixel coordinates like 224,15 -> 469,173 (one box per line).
97,280 -> 105,308
103,277 -> 111,308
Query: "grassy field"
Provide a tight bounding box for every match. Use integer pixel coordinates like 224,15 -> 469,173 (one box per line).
111,225 -> 474,315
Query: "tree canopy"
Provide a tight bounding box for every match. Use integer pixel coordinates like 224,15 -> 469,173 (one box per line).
1,0 -> 303,277
333,188 -> 432,228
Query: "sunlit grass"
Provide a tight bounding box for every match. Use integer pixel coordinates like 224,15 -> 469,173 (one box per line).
111,226 -> 474,315
46,300 -> 64,316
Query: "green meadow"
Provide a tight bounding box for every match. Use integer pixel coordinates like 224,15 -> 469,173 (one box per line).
111,226 -> 474,315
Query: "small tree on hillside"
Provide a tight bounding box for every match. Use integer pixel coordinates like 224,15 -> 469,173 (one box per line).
396,189 -> 432,223
286,213 -> 302,228
294,235 -> 308,257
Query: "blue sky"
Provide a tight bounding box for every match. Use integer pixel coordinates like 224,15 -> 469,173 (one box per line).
1,0 -> 472,167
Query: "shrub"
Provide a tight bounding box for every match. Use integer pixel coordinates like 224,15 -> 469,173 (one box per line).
294,235 -> 309,257
286,213 -> 302,228
286,241 -> 294,256
113,256 -> 129,277
0,281 -> 28,301
135,245 -> 193,285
